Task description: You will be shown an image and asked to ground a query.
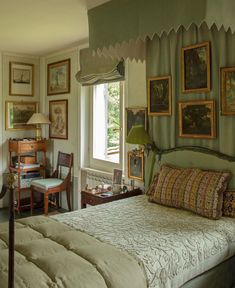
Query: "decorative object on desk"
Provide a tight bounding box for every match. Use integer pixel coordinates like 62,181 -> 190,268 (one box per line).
179,100 -> 216,139
49,100 -> 68,139
182,41 -> 210,93
47,59 -> 70,95
125,107 -> 147,137
9,62 -> 34,96
221,66 -> 235,115
27,113 -> 51,140
148,75 -> 171,115
112,168 -> 122,185
126,124 -> 153,152
5,101 -> 38,130
128,150 -> 144,181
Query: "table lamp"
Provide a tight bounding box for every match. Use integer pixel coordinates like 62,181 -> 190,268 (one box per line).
126,125 -> 152,151
27,113 -> 51,140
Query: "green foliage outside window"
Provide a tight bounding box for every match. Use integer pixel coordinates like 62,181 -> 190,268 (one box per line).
107,82 -> 120,148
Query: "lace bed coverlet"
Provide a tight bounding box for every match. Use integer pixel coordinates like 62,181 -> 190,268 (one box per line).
52,195 -> 235,288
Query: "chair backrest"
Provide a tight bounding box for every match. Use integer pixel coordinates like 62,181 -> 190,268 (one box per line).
56,151 -> 73,179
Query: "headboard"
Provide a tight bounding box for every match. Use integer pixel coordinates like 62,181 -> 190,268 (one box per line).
151,146 -> 235,189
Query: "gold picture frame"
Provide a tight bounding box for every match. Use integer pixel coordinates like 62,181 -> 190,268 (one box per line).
179,100 -> 216,139
128,150 -> 144,181
148,75 -> 172,116
5,101 -> 38,130
49,99 -> 68,139
47,59 -> 70,96
9,62 -> 34,96
182,41 -> 211,93
221,66 -> 235,115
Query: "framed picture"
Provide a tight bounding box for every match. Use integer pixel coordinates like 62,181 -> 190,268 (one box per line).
128,150 -> 144,181
182,41 -> 211,93
47,59 -> 70,95
179,100 -> 216,139
112,169 -> 122,185
221,66 -> 235,115
148,76 -> 171,115
126,107 -> 147,137
9,62 -> 34,96
5,101 -> 38,130
49,100 -> 68,139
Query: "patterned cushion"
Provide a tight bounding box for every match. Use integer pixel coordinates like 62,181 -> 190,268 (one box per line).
182,169 -> 231,219
223,190 -> 235,218
152,165 -> 194,208
152,164 -> 231,219
146,173 -> 159,202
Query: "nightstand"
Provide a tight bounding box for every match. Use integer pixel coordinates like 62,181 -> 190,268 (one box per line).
81,187 -> 142,208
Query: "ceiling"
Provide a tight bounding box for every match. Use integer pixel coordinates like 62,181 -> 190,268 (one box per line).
0,0 -> 109,56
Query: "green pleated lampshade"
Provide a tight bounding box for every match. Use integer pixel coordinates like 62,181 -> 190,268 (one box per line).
126,125 -> 151,145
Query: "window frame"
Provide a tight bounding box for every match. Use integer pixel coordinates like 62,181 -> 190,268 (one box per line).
89,81 -> 124,172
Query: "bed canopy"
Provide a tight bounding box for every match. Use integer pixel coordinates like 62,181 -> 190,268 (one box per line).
88,0 -> 235,60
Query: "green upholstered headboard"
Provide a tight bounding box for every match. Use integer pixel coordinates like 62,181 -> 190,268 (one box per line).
150,147 -> 235,189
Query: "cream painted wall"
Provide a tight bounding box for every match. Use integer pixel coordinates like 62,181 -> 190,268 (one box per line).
41,47 -> 81,209
124,59 -> 146,188
0,49 -> 147,208
1,53 -> 40,208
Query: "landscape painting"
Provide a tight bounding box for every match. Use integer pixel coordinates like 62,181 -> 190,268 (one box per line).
182,42 -> 210,93
5,101 -> 37,130
148,76 -> 171,115
126,107 -> 147,137
179,100 -> 215,139
47,59 -> 70,95
221,66 -> 235,115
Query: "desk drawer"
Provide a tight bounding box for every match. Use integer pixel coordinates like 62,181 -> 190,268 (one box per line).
19,142 -> 45,153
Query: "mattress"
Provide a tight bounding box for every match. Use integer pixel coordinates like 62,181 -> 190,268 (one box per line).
53,195 -> 235,288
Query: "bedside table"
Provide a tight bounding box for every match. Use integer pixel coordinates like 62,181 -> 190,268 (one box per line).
81,187 -> 142,208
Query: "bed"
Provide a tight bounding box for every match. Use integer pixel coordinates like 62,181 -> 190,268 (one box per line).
1,147 -> 235,288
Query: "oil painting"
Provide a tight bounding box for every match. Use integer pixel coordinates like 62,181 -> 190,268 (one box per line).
182,42 -> 210,93
49,100 -> 68,139
5,101 -> 37,130
179,100 -> 215,139
148,76 -> 171,115
128,150 -> 144,181
9,62 -> 34,96
221,66 -> 235,115
47,59 -> 70,95
126,107 -> 147,137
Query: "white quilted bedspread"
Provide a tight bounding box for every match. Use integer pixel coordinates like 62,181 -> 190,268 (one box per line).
52,195 -> 235,288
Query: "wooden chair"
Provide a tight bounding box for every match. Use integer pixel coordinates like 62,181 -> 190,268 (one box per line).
30,151 -> 73,215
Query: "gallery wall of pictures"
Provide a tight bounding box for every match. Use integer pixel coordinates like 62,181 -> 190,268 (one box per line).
145,22 -> 235,156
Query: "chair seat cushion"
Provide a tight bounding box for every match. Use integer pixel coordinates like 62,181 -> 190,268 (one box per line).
31,178 -> 63,190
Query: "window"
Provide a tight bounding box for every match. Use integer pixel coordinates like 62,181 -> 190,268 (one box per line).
92,82 -> 123,165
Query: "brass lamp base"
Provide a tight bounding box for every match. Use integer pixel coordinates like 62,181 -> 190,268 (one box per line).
35,126 -> 42,141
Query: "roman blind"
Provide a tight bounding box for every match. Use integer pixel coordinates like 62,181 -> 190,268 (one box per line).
76,48 -> 125,86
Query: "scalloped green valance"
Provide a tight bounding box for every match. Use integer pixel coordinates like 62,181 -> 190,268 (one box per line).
88,0 -> 235,53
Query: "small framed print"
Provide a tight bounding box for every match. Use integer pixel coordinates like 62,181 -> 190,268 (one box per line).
221,66 -> 235,115
148,76 -> 171,115
47,59 -> 70,95
49,100 -> 68,139
9,62 -> 34,96
179,100 -> 216,139
112,169 -> 122,185
5,101 -> 38,130
126,107 -> 147,137
128,150 -> 144,181
182,41 -> 211,93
